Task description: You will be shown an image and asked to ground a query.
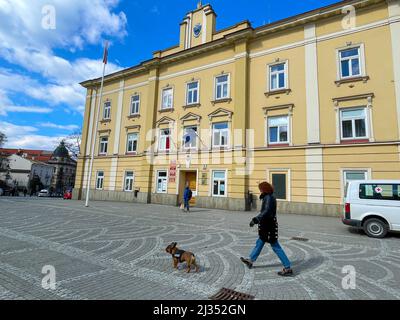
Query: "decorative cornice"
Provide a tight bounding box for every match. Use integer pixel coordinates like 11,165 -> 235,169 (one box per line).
180,112 -> 202,124
263,104 -> 295,115
332,93 -> 375,103
208,107 -> 234,121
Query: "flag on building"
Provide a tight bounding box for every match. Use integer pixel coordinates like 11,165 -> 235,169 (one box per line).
103,41 -> 109,65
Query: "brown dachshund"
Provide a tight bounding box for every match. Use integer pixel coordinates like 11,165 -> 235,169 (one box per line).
165,242 -> 199,273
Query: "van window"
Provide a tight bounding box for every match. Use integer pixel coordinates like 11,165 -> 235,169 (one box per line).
359,184 -> 399,201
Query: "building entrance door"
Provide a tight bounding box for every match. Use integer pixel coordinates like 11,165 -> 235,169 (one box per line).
179,171 -> 197,206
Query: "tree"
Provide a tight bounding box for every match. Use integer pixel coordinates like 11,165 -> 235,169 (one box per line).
0,131 -> 6,147
0,131 -> 8,172
63,129 -> 82,160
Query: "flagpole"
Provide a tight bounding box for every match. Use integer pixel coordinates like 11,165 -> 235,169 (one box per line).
85,42 -> 108,207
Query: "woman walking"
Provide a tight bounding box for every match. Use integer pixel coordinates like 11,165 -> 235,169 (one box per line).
241,182 -> 293,277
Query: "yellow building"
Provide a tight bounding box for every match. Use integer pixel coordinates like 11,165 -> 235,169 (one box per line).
74,0 -> 400,216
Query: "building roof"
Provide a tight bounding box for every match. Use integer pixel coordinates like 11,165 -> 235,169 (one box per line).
80,0 -> 380,88
52,141 -> 70,158
0,148 -> 53,162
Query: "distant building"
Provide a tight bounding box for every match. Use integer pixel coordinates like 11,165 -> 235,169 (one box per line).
48,141 -> 77,193
0,154 -> 54,190
0,148 -> 53,162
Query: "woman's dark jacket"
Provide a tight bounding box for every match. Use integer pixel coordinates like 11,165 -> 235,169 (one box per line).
253,193 -> 278,243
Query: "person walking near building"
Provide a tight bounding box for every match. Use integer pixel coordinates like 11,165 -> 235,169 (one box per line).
23,188 -> 27,197
240,182 -> 293,277
182,182 -> 193,213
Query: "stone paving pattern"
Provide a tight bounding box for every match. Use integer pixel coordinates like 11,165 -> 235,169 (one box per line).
0,197 -> 399,300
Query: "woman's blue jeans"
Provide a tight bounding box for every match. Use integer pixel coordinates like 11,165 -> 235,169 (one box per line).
249,238 -> 291,269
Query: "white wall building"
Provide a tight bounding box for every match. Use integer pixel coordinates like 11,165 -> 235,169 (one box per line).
0,154 -> 54,189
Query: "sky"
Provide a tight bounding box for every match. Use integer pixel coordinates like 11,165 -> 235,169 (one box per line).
0,0 -> 339,151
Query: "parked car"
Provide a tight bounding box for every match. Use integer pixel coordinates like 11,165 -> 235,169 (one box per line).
342,180 -> 400,238
38,189 -> 50,197
63,190 -> 72,200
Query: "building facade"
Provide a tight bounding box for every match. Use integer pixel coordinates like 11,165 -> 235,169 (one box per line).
0,154 -> 54,190
48,142 -> 77,193
74,0 -> 400,216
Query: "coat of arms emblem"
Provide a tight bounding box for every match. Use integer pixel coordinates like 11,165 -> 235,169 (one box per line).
193,23 -> 202,38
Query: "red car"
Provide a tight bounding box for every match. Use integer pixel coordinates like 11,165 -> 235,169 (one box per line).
63,190 -> 72,200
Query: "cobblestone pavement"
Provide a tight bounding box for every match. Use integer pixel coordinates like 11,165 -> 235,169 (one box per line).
0,197 -> 399,300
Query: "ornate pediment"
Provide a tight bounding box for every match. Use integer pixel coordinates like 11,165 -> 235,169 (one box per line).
156,116 -> 175,127
208,108 -> 233,121
180,112 -> 201,124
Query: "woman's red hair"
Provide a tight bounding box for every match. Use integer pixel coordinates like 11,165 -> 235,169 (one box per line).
258,182 -> 274,194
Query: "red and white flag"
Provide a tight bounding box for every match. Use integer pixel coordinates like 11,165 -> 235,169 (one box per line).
102,41 -> 109,65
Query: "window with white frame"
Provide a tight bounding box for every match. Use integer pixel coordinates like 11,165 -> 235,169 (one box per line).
267,116 -> 289,144
340,108 -> 367,140
212,171 -> 226,197
161,88 -> 173,110
126,133 -> 138,153
156,171 -> 168,193
130,95 -> 140,115
215,75 -> 229,100
339,47 -> 362,79
96,171 -> 104,190
124,171 -> 134,192
159,129 -> 171,151
183,126 -> 198,149
212,122 -> 229,148
186,81 -> 199,105
99,136 -> 108,155
343,170 -> 368,196
103,101 -> 111,119
269,62 -> 287,91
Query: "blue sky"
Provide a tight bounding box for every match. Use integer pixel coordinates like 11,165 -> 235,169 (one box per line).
0,0 -> 339,150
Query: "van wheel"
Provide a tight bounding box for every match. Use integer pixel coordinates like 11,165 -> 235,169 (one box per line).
363,218 -> 389,239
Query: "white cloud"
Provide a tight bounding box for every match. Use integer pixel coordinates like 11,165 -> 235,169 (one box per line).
0,121 -> 63,150
39,122 -> 79,131
3,106 -> 53,115
0,0 -> 127,115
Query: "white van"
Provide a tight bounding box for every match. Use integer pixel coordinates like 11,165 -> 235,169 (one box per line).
342,180 -> 400,238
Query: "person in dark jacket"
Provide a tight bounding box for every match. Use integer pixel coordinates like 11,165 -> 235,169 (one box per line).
182,182 -> 193,213
240,182 -> 293,277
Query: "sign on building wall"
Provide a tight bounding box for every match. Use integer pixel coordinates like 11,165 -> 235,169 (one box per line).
169,161 -> 177,183
201,172 -> 208,185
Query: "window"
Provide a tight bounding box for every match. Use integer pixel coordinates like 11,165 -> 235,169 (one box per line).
268,116 -> 289,144
272,173 -> 287,200
360,184 -> 399,201
156,171 -> 168,193
162,88 -> 173,110
99,137 -> 108,155
186,81 -> 199,105
343,170 -> 368,196
339,47 -> 361,79
212,122 -> 229,148
340,108 -> 367,140
212,171 -> 226,197
96,171 -> 104,190
124,171 -> 134,192
103,101 -> 111,120
183,126 -> 198,149
269,63 -> 287,91
130,95 -> 140,115
126,133 -> 138,153
159,129 -> 171,151
215,75 -> 229,100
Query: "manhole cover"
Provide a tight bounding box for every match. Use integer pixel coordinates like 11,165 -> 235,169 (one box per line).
209,288 -> 255,300
291,236 -> 309,242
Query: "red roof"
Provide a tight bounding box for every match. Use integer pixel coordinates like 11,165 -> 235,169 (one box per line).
0,148 -> 53,162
